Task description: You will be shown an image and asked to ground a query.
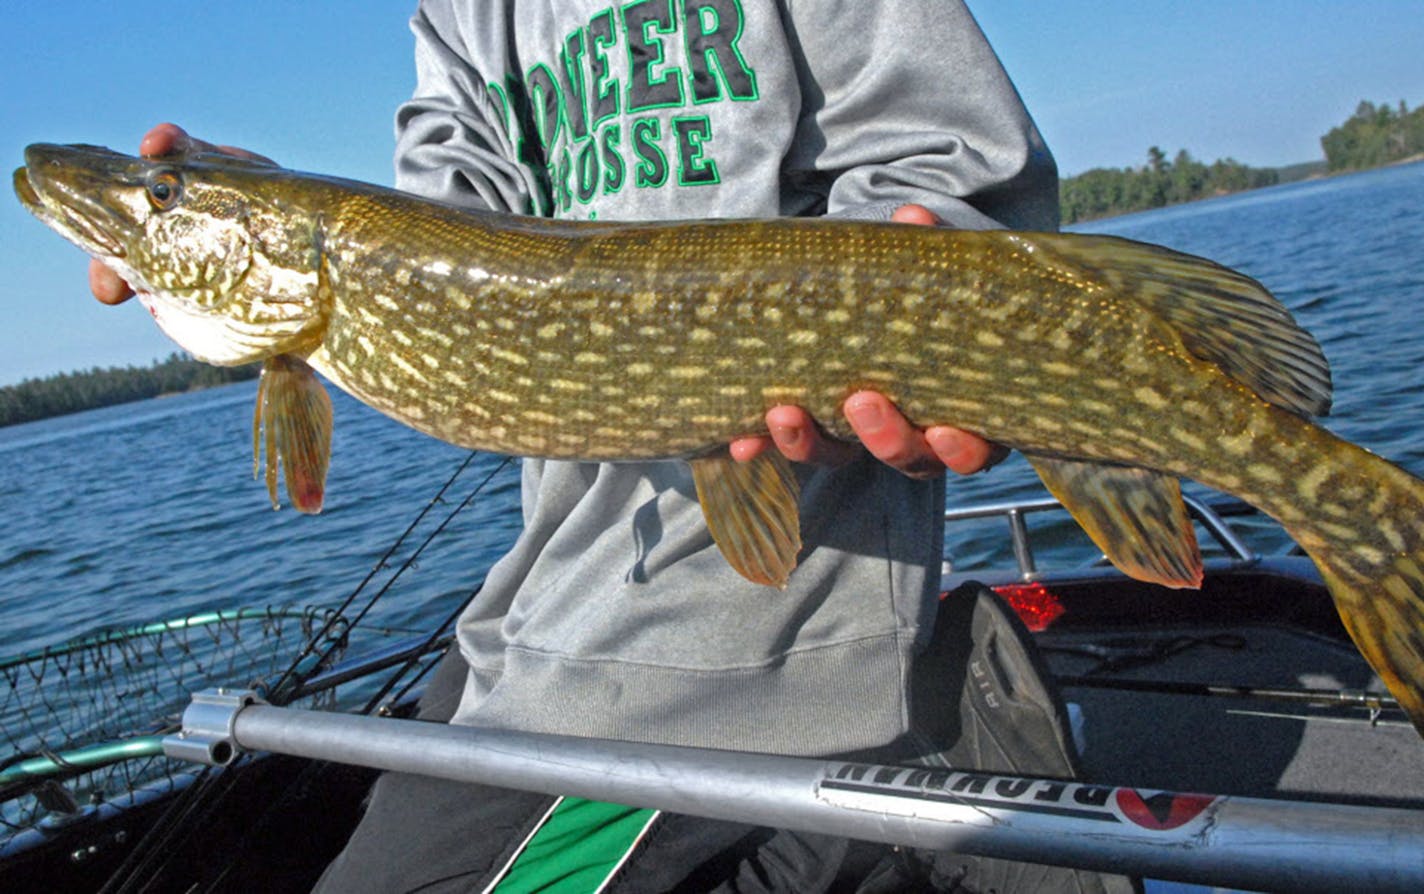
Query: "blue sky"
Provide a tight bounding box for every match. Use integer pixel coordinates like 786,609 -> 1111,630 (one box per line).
2,1 -> 1421,385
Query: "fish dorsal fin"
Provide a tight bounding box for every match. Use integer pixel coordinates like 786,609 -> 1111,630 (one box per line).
253,355 -> 332,513
1021,232 -> 1333,418
688,450 -> 802,588
1028,454 -> 1203,589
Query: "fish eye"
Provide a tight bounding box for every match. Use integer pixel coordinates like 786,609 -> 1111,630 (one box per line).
147,171 -> 183,211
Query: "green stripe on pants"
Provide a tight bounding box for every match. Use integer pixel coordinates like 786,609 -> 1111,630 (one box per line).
493,798 -> 658,892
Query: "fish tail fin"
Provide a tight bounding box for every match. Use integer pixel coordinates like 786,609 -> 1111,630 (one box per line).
1284,449 -> 1424,736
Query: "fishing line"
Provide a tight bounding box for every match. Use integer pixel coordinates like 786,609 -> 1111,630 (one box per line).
98,452 -> 514,892
263,452 -> 497,703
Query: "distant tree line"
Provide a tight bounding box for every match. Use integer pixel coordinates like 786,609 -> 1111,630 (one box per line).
1060,147 -> 1280,224
1060,97 -> 1422,224
1321,100 -> 1424,172
0,353 -> 259,427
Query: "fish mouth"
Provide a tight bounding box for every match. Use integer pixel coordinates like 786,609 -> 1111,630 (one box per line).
14,144 -> 140,258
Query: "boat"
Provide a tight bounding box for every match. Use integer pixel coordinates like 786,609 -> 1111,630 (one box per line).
3,482 -> 1423,892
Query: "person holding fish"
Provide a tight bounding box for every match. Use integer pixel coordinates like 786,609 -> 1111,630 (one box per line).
84,1 -> 1131,891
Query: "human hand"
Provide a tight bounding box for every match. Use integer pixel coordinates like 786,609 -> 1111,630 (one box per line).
89,123 -> 273,305
728,204 -> 1010,478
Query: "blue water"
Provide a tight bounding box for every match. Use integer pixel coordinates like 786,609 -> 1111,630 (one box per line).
2,162 -> 1422,656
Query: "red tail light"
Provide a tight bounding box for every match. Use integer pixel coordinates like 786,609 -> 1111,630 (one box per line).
992,581 -> 1065,632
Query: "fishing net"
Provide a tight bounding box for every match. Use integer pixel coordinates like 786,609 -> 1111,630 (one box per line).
0,606 -> 348,847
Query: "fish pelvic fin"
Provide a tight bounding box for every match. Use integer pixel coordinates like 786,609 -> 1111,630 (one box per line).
253,355 -> 332,513
689,449 -> 802,588
1286,448 -> 1424,737
1028,456 -> 1203,589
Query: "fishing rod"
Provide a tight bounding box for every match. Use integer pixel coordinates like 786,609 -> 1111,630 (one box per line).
165,689 -> 1424,894
1058,675 -> 1404,718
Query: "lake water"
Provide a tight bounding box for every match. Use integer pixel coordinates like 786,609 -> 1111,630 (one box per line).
2,161 -> 1422,659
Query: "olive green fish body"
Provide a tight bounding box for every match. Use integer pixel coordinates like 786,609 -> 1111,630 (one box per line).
17,144 -> 1424,735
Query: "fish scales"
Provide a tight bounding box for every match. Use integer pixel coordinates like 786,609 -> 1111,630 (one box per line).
17,144 -> 1424,736
318,193 -> 1185,463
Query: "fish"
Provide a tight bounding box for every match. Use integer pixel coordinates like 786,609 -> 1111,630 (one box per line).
15,143 -> 1424,734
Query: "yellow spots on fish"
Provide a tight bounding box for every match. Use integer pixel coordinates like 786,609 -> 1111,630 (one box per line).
1042,361 -> 1079,378
669,365 -> 709,380
825,309 -> 851,325
975,331 -> 1005,348
444,286 -> 472,310
549,378 -> 589,392
372,293 -> 401,313
1171,428 -> 1209,453
355,334 -> 376,356
695,302 -> 720,321
389,353 -> 425,381
762,385 -> 808,403
393,267 -> 412,287
887,320 -> 916,336
763,306 -> 783,323
538,322 -> 564,339
843,335 -> 868,350
690,327 -> 715,343
574,351 -> 607,365
1133,387 -> 1168,410
627,362 -> 654,376
521,409 -> 561,427
590,320 -> 615,337
1379,518 -> 1408,552
787,330 -> 819,346
490,346 -> 528,367
735,336 -> 766,350
1219,431 -> 1255,457
719,385 -> 749,398
485,389 -> 519,404
629,394 -> 662,409
690,414 -> 733,427
1296,464 -> 1333,503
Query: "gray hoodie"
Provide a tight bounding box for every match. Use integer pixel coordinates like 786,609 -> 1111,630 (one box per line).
393,0 -> 1057,756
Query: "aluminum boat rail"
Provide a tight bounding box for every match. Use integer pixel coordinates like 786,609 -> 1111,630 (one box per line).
165,689 -> 1424,893
944,493 -> 1258,579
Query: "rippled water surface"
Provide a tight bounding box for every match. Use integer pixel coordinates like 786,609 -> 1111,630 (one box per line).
2,162 -> 1422,652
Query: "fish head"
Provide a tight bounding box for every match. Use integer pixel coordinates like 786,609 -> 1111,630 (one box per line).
15,143 -> 328,365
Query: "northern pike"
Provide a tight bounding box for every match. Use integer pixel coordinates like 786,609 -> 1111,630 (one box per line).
15,143 -> 1424,734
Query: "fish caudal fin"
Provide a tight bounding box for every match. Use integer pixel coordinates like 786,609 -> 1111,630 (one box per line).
1285,449 -> 1424,736
253,355 -> 332,513
689,450 -> 802,588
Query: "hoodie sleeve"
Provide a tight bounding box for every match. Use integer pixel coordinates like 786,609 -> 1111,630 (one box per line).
393,0 -> 543,214
779,0 -> 1059,231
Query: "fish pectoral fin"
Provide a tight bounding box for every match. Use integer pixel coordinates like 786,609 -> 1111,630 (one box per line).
1028,455 -> 1203,589
689,450 -> 802,588
252,355 -> 332,514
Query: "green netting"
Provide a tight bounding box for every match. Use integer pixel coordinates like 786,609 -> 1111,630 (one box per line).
0,606 -> 347,844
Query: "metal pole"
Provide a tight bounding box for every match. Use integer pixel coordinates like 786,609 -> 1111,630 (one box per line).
165,690 -> 1424,893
